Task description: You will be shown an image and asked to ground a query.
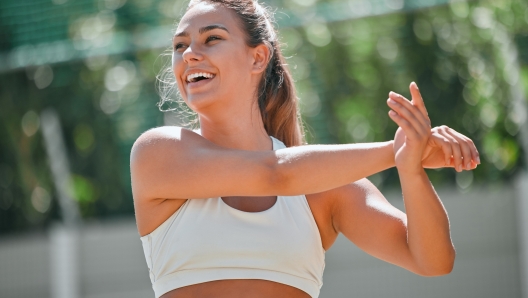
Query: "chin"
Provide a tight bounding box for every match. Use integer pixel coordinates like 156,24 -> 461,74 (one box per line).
184,93 -> 219,113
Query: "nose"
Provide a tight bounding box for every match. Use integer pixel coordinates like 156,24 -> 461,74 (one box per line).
182,45 -> 203,64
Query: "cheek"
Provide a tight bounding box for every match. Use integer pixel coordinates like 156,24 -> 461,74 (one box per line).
172,52 -> 183,75
172,53 -> 186,96
215,46 -> 252,80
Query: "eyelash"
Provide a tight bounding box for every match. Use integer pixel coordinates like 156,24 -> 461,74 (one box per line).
173,35 -> 223,51
174,43 -> 185,51
206,35 -> 222,42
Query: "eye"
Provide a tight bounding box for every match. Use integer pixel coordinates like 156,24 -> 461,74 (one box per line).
206,35 -> 222,43
174,43 -> 187,51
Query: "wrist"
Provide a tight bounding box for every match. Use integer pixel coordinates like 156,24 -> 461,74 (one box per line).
386,140 -> 396,168
397,165 -> 426,178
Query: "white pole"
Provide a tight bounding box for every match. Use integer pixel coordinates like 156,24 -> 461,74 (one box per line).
40,109 -> 80,227
41,108 -> 81,298
49,224 -> 80,298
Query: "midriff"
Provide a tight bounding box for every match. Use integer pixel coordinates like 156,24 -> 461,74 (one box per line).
160,279 -> 311,298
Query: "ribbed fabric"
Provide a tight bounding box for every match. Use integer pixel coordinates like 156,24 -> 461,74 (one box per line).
140,136 -> 325,298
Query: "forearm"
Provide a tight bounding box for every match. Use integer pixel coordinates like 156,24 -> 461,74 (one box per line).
274,141 -> 395,195
399,169 -> 455,275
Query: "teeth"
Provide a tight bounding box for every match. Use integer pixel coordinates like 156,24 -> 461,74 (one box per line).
186,72 -> 214,83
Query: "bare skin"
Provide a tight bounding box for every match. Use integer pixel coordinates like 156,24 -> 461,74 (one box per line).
132,2 -> 480,298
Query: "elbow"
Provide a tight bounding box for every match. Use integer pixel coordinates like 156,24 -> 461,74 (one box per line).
420,263 -> 454,277
268,155 -> 294,195
417,248 -> 456,277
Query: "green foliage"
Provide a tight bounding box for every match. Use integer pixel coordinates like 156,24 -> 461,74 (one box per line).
283,0 -> 528,188
0,0 -> 527,234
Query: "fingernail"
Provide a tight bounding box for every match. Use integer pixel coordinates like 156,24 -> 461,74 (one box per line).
457,165 -> 462,172
476,156 -> 480,164
466,163 -> 471,170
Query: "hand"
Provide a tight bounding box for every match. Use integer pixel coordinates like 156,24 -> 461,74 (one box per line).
424,126 -> 480,170
388,82 -> 432,175
391,83 -> 480,172
395,126 -> 480,171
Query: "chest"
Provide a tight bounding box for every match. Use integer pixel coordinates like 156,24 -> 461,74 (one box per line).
140,193 -> 338,251
171,197 -> 322,257
216,195 -> 336,251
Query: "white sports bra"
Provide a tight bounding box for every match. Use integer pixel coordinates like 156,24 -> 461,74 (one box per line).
140,136 -> 325,298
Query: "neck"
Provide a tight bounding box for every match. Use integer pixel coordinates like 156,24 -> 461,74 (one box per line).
197,102 -> 272,151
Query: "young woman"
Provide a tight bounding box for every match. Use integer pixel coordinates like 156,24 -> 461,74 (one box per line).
130,1 -> 480,297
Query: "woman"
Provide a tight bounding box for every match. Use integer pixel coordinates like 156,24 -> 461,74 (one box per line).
130,1 -> 480,297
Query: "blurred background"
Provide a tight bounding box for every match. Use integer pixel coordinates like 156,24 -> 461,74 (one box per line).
1,0 -> 527,297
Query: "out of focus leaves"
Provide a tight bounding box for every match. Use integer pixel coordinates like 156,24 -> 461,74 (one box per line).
0,0 -> 527,234
288,0 -> 528,189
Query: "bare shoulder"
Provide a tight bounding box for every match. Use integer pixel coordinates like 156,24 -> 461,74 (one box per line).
331,178 -> 388,221
308,179 -> 380,213
131,126 -> 197,158
134,125 -> 182,144
130,126 -> 198,200
130,126 -> 206,180
131,127 -> 192,236
331,179 -> 384,206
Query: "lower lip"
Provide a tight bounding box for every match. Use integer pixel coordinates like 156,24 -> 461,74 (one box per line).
187,77 -> 215,90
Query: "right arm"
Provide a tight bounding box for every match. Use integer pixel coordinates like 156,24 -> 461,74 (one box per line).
130,127 -> 395,201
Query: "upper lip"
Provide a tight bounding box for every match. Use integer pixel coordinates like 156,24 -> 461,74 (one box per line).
183,69 -> 216,83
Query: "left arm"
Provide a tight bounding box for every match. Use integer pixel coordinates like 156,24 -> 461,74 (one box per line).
386,83 -> 457,275
331,83 -> 478,276
331,178 -> 453,276
397,170 -> 455,275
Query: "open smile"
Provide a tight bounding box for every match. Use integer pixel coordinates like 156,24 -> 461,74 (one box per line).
186,72 -> 215,83
185,72 -> 216,89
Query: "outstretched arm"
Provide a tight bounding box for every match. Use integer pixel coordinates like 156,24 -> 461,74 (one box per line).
131,127 -> 396,201
131,83 -> 479,203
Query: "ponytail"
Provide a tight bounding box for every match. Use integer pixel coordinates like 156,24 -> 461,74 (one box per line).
257,40 -> 304,147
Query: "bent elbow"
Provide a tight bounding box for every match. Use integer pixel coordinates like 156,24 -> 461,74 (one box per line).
418,250 -> 456,277
421,263 -> 454,277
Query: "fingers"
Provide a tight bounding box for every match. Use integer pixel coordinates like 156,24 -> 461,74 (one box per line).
446,127 -> 480,168
439,130 -> 464,171
388,110 -> 420,140
429,133 -> 453,166
443,134 -> 463,170
387,85 -> 480,173
433,125 -> 480,172
409,82 -> 430,126
388,92 -> 430,137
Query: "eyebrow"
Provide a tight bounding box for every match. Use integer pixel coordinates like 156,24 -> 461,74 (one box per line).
174,25 -> 229,38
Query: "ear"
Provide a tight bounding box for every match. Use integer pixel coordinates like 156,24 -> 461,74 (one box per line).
250,43 -> 271,74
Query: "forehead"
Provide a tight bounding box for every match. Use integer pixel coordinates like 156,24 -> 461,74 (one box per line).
177,2 -> 240,34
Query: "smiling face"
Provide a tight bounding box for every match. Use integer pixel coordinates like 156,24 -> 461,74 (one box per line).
172,2 -> 265,115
